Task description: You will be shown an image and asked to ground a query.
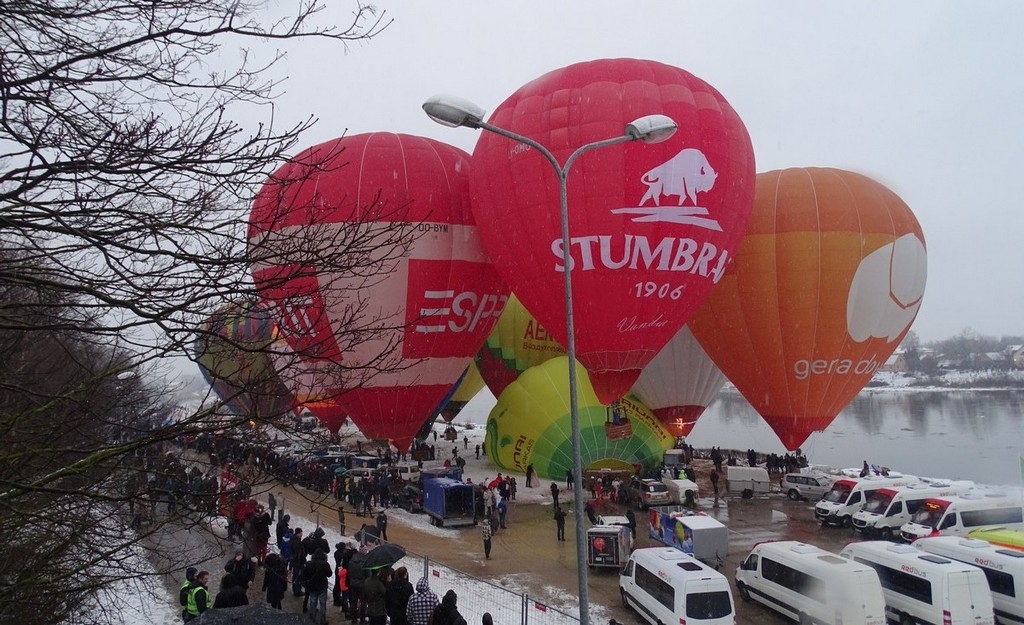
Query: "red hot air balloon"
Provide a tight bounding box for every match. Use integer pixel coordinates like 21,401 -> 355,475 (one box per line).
689,168 -> 927,451
630,324 -> 727,438
249,133 -> 507,451
470,58 -> 756,404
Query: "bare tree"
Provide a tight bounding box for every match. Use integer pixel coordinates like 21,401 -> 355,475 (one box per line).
0,2 -> 416,623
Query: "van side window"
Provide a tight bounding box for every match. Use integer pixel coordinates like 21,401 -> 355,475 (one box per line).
885,502 -> 903,517
976,566 -> 1016,598
854,556 -> 933,604
848,492 -> 861,505
742,554 -> 758,571
938,514 -> 956,530
623,560 -> 633,576
634,564 -> 675,611
961,507 -> 1024,528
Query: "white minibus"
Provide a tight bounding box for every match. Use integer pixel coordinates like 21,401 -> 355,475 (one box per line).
901,493 -> 1024,542
916,536 -> 1024,625
840,541 -> 995,625
815,474 -> 921,527
620,547 -> 734,625
734,541 -> 886,625
853,482 -> 974,540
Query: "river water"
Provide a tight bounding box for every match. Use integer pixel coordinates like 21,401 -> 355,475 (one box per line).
687,389 -> 1024,487
460,388 -> 1024,488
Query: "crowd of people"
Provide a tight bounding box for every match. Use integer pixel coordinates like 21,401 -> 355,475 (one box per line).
178,508 -> 486,625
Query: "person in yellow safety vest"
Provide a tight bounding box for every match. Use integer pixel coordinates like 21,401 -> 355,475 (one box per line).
183,570 -> 210,621
179,566 -> 197,622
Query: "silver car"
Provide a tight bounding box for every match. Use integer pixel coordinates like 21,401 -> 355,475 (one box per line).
781,472 -> 835,501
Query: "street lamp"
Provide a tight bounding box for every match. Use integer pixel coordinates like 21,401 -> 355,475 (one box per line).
424,94 -> 676,625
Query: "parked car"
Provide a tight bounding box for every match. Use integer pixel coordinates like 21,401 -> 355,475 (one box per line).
781,471 -> 835,501
393,483 -> 424,513
626,478 -> 672,509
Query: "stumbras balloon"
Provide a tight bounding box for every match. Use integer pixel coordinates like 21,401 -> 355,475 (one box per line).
474,292 -> 565,398
249,132 -> 507,451
194,300 -> 296,419
484,356 -> 675,481
470,58 -> 756,404
689,167 -> 927,450
630,324 -> 727,438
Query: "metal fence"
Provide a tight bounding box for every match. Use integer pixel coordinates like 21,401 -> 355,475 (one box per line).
397,547 -> 582,625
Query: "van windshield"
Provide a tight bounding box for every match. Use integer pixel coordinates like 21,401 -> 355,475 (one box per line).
685,590 -> 732,620
822,481 -> 853,504
862,490 -> 895,514
908,500 -> 947,527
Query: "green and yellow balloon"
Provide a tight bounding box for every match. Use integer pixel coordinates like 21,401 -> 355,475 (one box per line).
485,356 -> 674,481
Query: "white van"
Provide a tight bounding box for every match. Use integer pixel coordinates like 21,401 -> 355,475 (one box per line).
620,547 -> 734,625
900,493 -> 1024,542
734,541 -> 886,625
840,541 -> 995,625
853,482 -> 974,540
814,475 -> 921,527
915,536 -> 1024,625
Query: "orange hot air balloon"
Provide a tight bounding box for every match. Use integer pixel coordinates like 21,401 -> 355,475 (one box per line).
689,168 -> 927,450
630,324 -> 727,438
474,293 -> 566,398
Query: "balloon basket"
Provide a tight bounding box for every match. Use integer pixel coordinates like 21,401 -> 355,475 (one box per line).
604,421 -> 633,441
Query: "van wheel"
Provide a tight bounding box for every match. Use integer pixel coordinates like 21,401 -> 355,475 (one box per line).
841,516 -> 852,529
900,613 -> 914,625
880,527 -> 894,541
787,489 -> 800,501
620,589 -> 629,608
798,613 -> 811,625
737,582 -> 751,603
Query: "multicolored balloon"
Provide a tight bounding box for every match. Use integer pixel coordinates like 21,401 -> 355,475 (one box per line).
436,362 -> 486,424
470,58 -> 756,404
484,356 -> 675,480
194,300 -> 296,419
689,167 -> 927,450
249,132 -> 507,450
474,292 -> 565,398
630,324 -> 727,438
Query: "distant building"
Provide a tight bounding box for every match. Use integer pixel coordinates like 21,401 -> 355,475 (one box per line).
1009,345 -> 1024,369
973,351 -> 1010,370
879,353 -> 908,372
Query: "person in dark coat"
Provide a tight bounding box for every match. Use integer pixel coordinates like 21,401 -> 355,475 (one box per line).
347,547 -> 368,622
289,528 -> 306,597
223,549 -> 254,588
430,589 -> 468,625
362,567 -> 389,625
304,548 -> 334,625
385,566 -> 414,625
275,513 -> 290,551
262,552 -> 288,609
211,573 -> 249,608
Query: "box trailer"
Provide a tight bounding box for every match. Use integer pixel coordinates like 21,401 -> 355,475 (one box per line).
587,524 -> 632,569
648,506 -> 728,568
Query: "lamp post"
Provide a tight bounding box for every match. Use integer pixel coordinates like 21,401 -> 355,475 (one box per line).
423,95 -> 677,625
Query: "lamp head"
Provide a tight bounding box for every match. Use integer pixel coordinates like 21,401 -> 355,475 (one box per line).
625,114 -> 678,144
423,95 -> 486,129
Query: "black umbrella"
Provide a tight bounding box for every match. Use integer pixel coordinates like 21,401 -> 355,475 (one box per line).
195,603 -> 307,625
362,541 -> 407,570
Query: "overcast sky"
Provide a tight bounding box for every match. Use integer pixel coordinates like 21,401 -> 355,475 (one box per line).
254,1 -> 1024,344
